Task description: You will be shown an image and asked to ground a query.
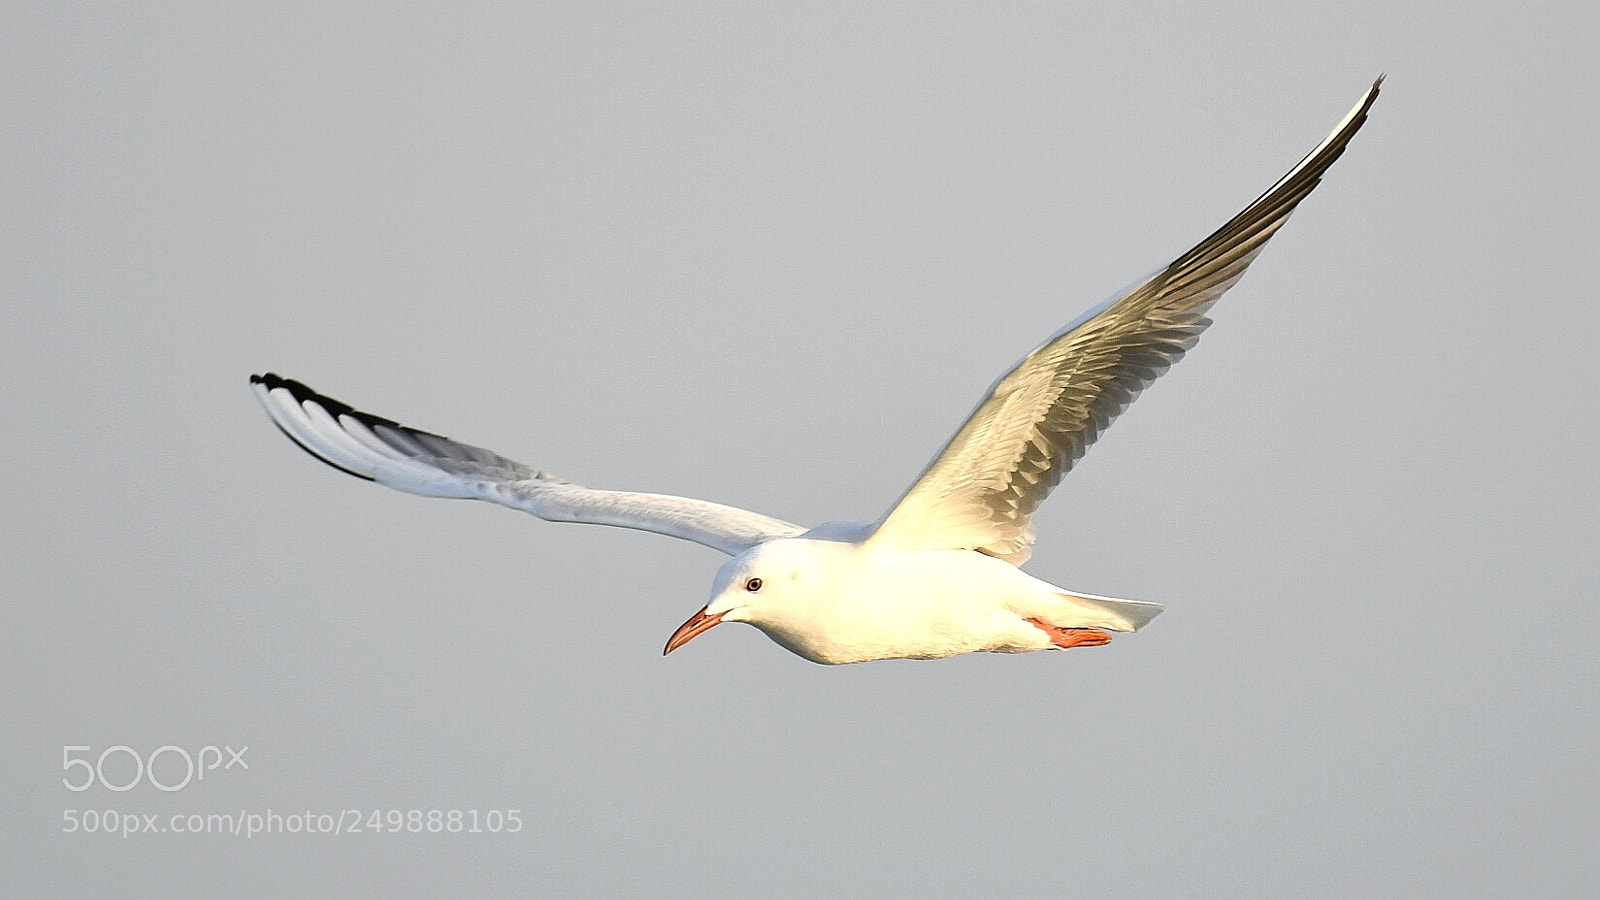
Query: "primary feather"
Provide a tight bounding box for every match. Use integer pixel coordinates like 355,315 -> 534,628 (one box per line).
869,77 -> 1382,564
250,374 -> 805,555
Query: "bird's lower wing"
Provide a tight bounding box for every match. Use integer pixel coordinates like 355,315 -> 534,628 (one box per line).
868,78 -> 1382,564
250,374 -> 806,556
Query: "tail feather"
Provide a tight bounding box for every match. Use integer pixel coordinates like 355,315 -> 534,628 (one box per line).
1058,590 -> 1165,632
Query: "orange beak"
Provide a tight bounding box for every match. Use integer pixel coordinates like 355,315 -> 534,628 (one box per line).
663,605 -> 726,656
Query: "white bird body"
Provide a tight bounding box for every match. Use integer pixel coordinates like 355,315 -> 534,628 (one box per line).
250,79 -> 1380,664
706,539 -> 1162,664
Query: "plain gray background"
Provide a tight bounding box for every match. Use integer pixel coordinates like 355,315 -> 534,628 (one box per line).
5,3 -> 1594,897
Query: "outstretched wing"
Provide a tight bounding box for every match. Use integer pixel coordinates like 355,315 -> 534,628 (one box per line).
869,78 -> 1382,564
250,374 -> 807,556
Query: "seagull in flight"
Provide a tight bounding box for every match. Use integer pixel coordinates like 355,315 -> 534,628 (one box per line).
252,78 -> 1380,665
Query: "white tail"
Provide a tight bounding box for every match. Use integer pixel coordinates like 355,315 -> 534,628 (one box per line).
1058,590 -> 1165,632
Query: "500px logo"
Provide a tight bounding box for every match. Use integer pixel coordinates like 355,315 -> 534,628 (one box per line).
62,745 -> 248,792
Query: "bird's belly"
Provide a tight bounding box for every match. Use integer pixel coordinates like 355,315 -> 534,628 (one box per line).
755,554 -> 1052,665
761,610 -> 1046,665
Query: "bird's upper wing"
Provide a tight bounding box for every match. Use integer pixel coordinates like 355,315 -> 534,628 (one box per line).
251,374 -> 807,556
868,78 -> 1381,564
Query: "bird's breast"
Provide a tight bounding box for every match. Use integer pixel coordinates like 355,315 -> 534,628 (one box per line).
750,550 -> 1052,664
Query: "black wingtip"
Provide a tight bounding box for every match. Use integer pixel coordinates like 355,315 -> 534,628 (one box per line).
251,372 -> 379,482
252,373 -> 372,423
250,372 -> 446,439
250,371 -> 477,486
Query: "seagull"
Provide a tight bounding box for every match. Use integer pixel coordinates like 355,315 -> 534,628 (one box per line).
252,78 -> 1380,665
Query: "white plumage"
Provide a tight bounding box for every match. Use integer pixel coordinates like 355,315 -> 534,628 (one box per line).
252,78 -> 1380,664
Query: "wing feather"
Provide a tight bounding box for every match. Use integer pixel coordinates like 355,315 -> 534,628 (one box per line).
250,374 -> 806,556
869,78 -> 1382,563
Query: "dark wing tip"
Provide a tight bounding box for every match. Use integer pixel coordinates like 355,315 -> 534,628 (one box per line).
1166,78 -> 1381,285
250,372 -> 450,441
251,374 -> 376,482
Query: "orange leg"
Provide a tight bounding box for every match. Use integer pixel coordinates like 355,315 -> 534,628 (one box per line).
1024,617 -> 1112,649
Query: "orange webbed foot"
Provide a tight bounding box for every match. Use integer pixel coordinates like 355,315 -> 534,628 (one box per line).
1024,618 -> 1113,649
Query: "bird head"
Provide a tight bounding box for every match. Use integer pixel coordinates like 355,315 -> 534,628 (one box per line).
662,539 -> 834,656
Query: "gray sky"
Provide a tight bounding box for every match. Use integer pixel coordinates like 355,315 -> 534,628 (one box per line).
5,4 -> 1595,897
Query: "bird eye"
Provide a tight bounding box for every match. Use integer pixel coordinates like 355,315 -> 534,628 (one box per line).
745,577 -> 763,592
